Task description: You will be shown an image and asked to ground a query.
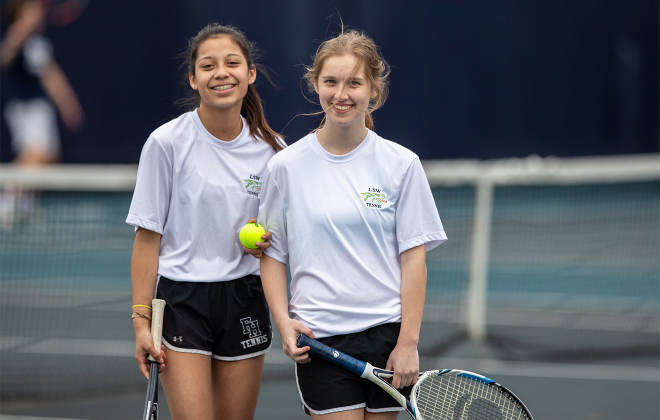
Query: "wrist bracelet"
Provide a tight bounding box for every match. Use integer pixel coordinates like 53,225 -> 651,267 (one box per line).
132,304 -> 152,310
132,312 -> 152,321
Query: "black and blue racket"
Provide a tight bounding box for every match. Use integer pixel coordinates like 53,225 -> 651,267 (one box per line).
297,334 -> 533,420
142,299 -> 165,420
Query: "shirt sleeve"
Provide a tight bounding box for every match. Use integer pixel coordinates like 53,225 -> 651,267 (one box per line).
23,35 -> 53,76
126,137 -> 173,234
258,168 -> 288,264
396,157 -> 447,253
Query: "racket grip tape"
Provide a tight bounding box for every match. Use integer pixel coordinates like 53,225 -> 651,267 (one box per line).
297,334 -> 367,377
148,299 -> 166,362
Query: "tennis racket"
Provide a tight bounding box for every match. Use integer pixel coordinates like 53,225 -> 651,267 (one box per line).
297,334 -> 534,420
142,299 -> 166,420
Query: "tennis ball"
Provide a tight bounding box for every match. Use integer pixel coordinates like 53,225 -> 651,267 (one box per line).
240,222 -> 266,249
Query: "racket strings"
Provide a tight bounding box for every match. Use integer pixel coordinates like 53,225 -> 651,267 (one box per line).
415,375 -> 528,420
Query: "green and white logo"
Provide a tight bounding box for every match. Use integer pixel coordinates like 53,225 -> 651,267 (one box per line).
360,188 -> 388,209
244,175 -> 262,197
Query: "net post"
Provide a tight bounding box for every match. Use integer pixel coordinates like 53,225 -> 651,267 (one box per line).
465,174 -> 493,343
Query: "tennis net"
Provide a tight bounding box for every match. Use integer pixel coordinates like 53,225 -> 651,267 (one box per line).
1,165 -> 139,400
0,155 -> 658,400
420,154 -> 660,361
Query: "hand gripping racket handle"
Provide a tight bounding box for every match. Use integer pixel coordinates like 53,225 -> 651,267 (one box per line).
297,334 -> 368,377
148,299 -> 166,362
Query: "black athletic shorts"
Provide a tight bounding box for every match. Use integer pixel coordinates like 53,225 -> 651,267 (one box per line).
156,274 -> 272,360
295,322 -> 412,415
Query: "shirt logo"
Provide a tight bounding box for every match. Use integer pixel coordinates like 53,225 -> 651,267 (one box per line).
240,317 -> 269,349
360,188 -> 388,209
244,174 -> 262,197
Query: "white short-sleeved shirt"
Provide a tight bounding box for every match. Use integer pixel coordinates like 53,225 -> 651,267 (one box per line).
258,130 -> 446,338
127,110 -> 280,282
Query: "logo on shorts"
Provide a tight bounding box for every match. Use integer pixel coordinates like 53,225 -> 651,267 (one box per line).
240,317 -> 269,349
360,188 -> 388,209
333,350 -> 339,358
172,336 -> 183,343
244,175 -> 262,198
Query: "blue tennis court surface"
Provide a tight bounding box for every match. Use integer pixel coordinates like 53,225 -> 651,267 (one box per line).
1,182 -> 658,418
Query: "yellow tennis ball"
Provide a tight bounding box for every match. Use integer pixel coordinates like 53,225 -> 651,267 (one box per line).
240,222 -> 266,249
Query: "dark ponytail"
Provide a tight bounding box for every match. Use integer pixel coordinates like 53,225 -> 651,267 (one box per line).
176,23 -> 284,152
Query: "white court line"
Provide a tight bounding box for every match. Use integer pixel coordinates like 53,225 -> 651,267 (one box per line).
18,339 -> 134,357
2,337 -> 657,382
7,338 -> 291,359
0,416 -> 84,420
422,357 -> 660,382
269,351 -> 660,382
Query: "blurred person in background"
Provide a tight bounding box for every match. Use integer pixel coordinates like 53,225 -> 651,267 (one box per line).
0,0 -> 85,229
1,0 -> 84,165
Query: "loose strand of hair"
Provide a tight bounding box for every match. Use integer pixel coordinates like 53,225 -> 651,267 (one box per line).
365,114 -> 374,131
242,85 -> 284,152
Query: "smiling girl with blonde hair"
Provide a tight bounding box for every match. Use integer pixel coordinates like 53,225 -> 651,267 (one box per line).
258,28 -> 447,419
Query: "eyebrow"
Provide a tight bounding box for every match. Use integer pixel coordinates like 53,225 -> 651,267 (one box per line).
198,53 -> 243,61
320,74 -> 366,81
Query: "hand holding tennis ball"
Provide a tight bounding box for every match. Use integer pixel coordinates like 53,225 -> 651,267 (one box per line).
240,222 -> 266,249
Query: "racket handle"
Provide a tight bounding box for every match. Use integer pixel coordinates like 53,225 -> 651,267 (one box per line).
148,299 -> 166,362
297,334 -> 368,377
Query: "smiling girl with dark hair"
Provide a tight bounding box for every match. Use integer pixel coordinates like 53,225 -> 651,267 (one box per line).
129,23 -> 284,420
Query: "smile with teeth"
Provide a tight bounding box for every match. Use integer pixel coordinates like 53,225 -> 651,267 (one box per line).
212,84 -> 235,91
333,104 -> 353,111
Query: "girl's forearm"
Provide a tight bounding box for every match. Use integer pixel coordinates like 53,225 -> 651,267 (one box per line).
399,244 -> 427,346
131,228 -> 162,308
260,254 -> 291,329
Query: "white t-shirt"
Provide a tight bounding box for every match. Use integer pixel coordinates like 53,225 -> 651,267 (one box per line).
127,110 -> 281,282
258,130 -> 446,338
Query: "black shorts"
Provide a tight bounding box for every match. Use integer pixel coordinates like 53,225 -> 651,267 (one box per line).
295,323 -> 412,416
156,274 -> 272,360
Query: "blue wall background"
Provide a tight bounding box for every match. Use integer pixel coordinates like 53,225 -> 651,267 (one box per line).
1,0 -> 658,162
